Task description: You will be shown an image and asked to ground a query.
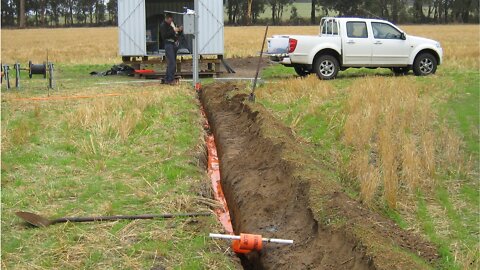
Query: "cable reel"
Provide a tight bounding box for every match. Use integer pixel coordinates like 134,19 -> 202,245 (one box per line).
2,60 -> 55,90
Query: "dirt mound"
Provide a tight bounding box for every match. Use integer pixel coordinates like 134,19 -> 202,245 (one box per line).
219,57 -> 272,78
200,82 -> 438,269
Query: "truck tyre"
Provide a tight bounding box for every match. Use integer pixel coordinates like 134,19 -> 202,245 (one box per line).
392,67 -> 410,76
294,65 -> 310,77
314,55 -> 339,80
413,53 -> 437,76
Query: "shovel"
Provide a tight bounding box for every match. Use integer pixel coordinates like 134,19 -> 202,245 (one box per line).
16,211 -> 211,228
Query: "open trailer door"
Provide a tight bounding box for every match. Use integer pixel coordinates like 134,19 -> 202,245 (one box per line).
118,0 -> 146,56
196,0 -> 224,55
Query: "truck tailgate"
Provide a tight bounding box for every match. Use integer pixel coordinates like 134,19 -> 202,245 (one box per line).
267,35 -> 290,54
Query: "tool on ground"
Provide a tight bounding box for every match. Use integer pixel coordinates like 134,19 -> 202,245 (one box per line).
249,25 -> 269,102
209,233 -> 293,254
220,58 -> 236,74
16,211 -> 211,228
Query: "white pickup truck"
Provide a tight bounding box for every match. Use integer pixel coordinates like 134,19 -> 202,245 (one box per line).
267,17 -> 443,79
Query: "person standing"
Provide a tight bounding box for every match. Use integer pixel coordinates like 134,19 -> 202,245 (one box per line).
160,13 -> 183,84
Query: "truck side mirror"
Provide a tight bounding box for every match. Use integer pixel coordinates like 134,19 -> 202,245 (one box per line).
401,32 -> 406,40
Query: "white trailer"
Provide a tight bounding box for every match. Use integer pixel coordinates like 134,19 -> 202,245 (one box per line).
117,0 -> 225,75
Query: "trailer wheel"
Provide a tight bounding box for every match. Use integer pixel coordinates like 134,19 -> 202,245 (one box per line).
314,54 -> 339,80
294,65 -> 310,77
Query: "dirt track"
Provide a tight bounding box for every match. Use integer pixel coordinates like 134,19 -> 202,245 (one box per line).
200,82 -> 438,269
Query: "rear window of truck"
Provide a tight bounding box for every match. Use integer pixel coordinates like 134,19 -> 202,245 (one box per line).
346,22 -> 368,38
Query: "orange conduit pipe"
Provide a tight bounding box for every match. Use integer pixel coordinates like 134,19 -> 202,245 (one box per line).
201,106 -> 234,235
197,84 -> 234,235
9,91 -> 153,102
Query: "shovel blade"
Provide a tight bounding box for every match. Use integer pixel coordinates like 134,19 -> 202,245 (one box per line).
15,211 -> 52,227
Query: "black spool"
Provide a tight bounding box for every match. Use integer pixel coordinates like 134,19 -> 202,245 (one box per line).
29,61 -> 47,79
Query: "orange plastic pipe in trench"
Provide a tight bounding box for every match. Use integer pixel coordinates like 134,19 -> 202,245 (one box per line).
202,106 -> 234,235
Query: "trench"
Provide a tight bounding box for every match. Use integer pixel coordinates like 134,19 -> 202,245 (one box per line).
198,82 -> 376,270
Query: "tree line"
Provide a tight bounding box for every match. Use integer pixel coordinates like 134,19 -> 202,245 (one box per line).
228,0 -> 479,25
2,0 -> 118,27
1,0 -> 478,28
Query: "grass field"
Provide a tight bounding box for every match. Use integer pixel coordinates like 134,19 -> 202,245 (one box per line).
1,25 -> 479,269
1,70 -> 236,269
256,54 -> 479,269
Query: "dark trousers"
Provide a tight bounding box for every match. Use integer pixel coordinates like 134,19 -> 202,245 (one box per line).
165,42 -> 178,83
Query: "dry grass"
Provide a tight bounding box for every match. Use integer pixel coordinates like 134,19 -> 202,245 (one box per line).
67,92 -> 157,143
1,27 -> 118,64
2,25 -> 477,69
257,75 -> 334,129
225,26 -> 319,58
343,77 -> 464,207
257,75 -> 466,209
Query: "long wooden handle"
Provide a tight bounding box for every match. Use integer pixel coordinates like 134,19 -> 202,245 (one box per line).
52,212 -> 211,224
252,25 -> 269,95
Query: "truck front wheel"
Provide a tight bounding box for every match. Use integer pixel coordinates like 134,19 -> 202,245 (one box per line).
413,53 -> 437,76
314,55 -> 339,80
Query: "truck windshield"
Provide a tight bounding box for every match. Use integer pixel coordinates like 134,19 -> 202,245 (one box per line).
321,19 -> 338,36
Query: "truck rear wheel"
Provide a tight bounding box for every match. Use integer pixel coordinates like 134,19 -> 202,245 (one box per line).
314,55 -> 339,80
294,65 -> 310,77
413,53 -> 437,76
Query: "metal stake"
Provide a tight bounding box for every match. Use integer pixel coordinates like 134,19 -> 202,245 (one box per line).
192,1 -> 199,89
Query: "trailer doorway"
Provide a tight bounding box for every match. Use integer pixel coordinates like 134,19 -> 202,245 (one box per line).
118,0 -> 226,77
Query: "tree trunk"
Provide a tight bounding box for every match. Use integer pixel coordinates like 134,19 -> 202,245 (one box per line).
70,6 -> 74,25
392,0 -> 399,23
310,0 -> 316,24
40,1 -> 46,26
247,0 -> 253,25
19,0 -> 26,28
444,1 -> 448,23
228,1 -> 233,24
271,4 -> 276,25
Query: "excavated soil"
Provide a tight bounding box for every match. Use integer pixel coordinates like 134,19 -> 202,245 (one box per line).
200,82 -> 438,270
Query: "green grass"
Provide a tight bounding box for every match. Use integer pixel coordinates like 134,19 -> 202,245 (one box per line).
440,71 -> 479,159
257,64 -> 480,269
1,65 -> 235,269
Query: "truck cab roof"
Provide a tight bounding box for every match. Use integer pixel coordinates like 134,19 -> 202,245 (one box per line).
322,17 -> 393,24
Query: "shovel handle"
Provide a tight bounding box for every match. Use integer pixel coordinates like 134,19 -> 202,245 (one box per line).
53,212 -> 211,224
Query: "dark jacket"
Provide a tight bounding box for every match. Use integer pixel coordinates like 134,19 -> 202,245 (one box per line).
160,21 -> 177,42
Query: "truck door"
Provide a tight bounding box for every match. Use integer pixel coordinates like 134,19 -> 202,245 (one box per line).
370,22 -> 410,65
342,21 -> 372,66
